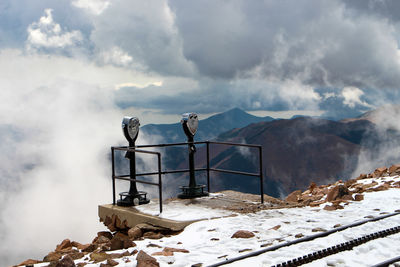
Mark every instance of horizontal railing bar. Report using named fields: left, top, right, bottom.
left=208, top=141, right=262, bottom=148
left=135, top=142, right=207, bottom=148
left=116, top=168, right=209, bottom=177
left=162, top=168, right=207, bottom=175
left=111, top=147, right=161, bottom=155
left=113, top=176, right=159, bottom=186
left=116, top=141, right=261, bottom=149
left=209, top=168, right=260, bottom=177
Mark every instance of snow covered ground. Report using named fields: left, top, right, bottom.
left=34, top=175, right=400, bottom=267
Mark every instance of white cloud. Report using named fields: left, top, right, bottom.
left=0, top=49, right=166, bottom=265
left=342, top=86, right=373, bottom=108
left=115, top=81, right=163, bottom=90
left=26, top=9, right=83, bottom=50
left=100, top=46, right=133, bottom=67
left=72, top=0, right=110, bottom=15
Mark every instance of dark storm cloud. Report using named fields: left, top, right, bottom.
left=169, top=0, right=400, bottom=89
left=343, top=0, right=400, bottom=22
left=90, top=0, right=195, bottom=76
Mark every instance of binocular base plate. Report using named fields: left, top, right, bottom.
left=178, top=185, right=209, bottom=199
left=117, top=191, right=150, bottom=207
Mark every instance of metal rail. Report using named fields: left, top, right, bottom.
left=111, top=147, right=163, bottom=213
left=111, top=141, right=263, bottom=213
left=273, top=226, right=400, bottom=266
left=371, top=256, right=400, bottom=267
left=206, top=211, right=400, bottom=267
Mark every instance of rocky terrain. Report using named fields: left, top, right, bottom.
left=285, top=164, right=400, bottom=210
left=14, top=164, right=400, bottom=267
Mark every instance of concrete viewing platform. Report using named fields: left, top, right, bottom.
left=99, top=191, right=298, bottom=232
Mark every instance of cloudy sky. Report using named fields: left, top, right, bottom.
left=2, top=0, right=400, bottom=124
left=1, top=0, right=400, bottom=265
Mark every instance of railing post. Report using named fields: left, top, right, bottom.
left=206, top=141, right=210, bottom=193
left=111, top=147, right=116, bottom=205
left=259, top=146, right=264, bottom=204
left=158, top=153, right=163, bottom=213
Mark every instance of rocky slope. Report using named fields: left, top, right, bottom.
left=14, top=164, right=400, bottom=267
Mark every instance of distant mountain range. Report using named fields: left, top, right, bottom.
left=141, top=108, right=274, bottom=143
left=135, top=107, right=400, bottom=199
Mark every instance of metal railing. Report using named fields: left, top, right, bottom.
left=111, top=141, right=263, bottom=213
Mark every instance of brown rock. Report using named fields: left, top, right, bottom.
left=68, top=252, right=85, bottom=260
left=164, top=247, right=189, bottom=254
left=295, top=233, right=304, bottom=238
left=123, top=239, right=136, bottom=249
left=98, top=231, right=113, bottom=240
left=136, top=223, right=168, bottom=232
left=354, top=194, right=364, bottom=201
left=55, top=255, right=76, bottom=267
left=136, top=250, right=159, bottom=267
left=285, top=190, right=302, bottom=202
left=362, top=181, right=378, bottom=190
left=71, top=241, right=84, bottom=250
left=44, top=251, right=63, bottom=262
left=389, top=164, right=400, bottom=175
left=308, top=182, right=317, bottom=193
left=357, top=173, right=368, bottom=180
left=270, top=225, right=281, bottom=231
left=128, top=226, right=143, bottom=240
left=231, top=230, right=255, bottom=238
left=100, top=259, right=119, bottom=267
left=345, top=179, right=357, bottom=187
left=341, top=194, right=354, bottom=201
left=82, top=244, right=97, bottom=253
left=326, top=185, right=350, bottom=202
left=56, top=239, right=72, bottom=252
left=309, top=200, right=326, bottom=207
left=372, top=167, right=388, bottom=178
left=372, top=183, right=390, bottom=191
left=90, top=252, right=122, bottom=263
left=114, top=232, right=130, bottom=240
left=323, top=205, right=337, bottom=211
left=312, top=227, right=327, bottom=232
left=104, top=216, right=112, bottom=226
left=95, top=235, right=111, bottom=244
left=143, top=232, right=164, bottom=239
left=110, top=237, right=124, bottom=251
left=107, top=223, right=117, bottom=232
left=17, top=259, right=42, bottom=266
left=393, top=181, right=400, bottom=187
left=115, top=216, right=122, bottom=229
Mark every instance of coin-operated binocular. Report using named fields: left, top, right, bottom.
left=117, top=117, right=150, bottom=207
left=178, top=113, right=208, bottom=199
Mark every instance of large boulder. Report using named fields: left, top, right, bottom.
left=55, top=255, right=76, bottom=267
left=326, top=185, right=350, bottom=202
left=372, top=167, right=388, bottom=178
left=56, top=239, right=72, bottom=252
left=285, top=190, right=302, bottom=202
left=136, top=250, right=159, bottom=267
left=389, top=164, right=400, bottom=175
left=128, top=226, right=143, bottom=240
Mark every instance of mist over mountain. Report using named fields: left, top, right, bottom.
left=144, top=108, right=400, bottom=199
left=141, top=108, right=274, bottom=143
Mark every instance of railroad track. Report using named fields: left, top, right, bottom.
left=205, top=211, right=400, bottom=267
